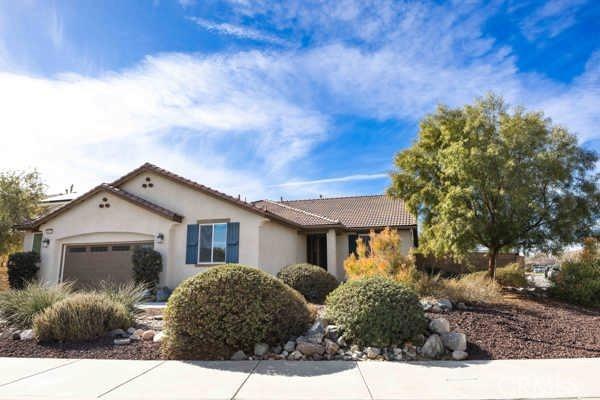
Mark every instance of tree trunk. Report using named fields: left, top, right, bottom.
left=487, top=249, right=498, bottom=280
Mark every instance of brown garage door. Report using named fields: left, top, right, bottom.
left=62, top=242, right=153, bottom=288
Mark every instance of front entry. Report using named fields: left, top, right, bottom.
left=307, top=234, right=327, bottom=269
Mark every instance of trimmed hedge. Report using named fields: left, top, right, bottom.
left=325, top=276, right=427, bottom=347
left=277, top=263, right=339, bottom=303
left=162, top=264, right=312, bottom=360
left=33, top=293, right=132, bottom=341
left=550, top=260, right=600, bottom=308
left=7, top=251, right=39, bottom=289
left=131, top=248, right=162, bottom=290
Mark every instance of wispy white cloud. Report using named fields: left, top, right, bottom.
left=519, top=0, right=588, bottom=41
left=0, top=0, right=597, bottom=201
left=189, top=17, right=291, bottom=46
left=276, top=173, right=388, bottom=187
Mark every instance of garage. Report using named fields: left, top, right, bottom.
left=62, top=242, right=153, bottom=288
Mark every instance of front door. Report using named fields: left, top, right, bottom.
left=307, top=234, right=327, bottom=269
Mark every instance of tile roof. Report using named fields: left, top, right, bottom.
left=253, top=200, right=342, bottom=227
left=17, top=184, right=183, bottom=230
left=272, top=195, right=416, bottom=229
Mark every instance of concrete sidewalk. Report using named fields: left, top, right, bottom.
left=0, top=357, right=598, bottom=400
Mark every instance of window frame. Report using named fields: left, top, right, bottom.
left=197, top=222, right=228, bottom=264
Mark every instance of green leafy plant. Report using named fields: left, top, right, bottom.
left=550, top=259, right=600, bottom=308
left=162, top=264, right=312, bottom=360
left=7, top=251, right=40, bottom=289
left=0, top=281, right=72, bottom=329
left=277, top=263, right=338, bottom=304
left=325, top=276, right=427, bottom=347
left=471, top=263, right=527, bottom=287
left=131, top=248, right=162, bottom=290
left=33, top=293, right=132, bottom=341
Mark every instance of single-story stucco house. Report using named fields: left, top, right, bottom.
left=18, top=163, right=417, bottom=288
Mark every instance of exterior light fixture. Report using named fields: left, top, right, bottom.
left=42, top=238, right=50, bottom=248
left=155, top=233, right=164, bottom=244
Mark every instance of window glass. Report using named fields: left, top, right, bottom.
left=199, top=225, right=213, bottom=262
left=112, top=245, right=131, bottom=251
left=68, top=246, right=87, bottom=253
left=90, top=246, right=108, bottom=252
left=212, top=223, right=227, bottom=262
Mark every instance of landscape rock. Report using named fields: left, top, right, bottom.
left=420, top=300, right=433, bottom=311
left=421, top=334, right=445, bottom=359
left=231, top=350, right=247, bottom=361
left=254, top=343, right=269, bottom=356
left=431, top=305, right=443, bottom=313
left=134, top=329, right=144, bottom=337
left=324, top=339, right=339, bottom=355
left=129, top=334, right=141, bottom=341
left=429, top=318, right=451, bottom=334
left=403, top=344, right=417, bottom=359
left=452, top=350, right=469, bottom=360
left=11, top=331, right=21, bottom=340
left=126, top=327, right=136, bottom=335
left=296, top=341, right=325, bottom=356
left=457, top=302, right=467, bottom=310
left=441, top=332, right=467, bottom=351
left=289, top=350, right=304, bottom=360
left=19, top=329, right=34, bottom=340
left=437, top=299, right=453, bottom=311
left=325, top=325, right=340, bottom=341
left=153, top=331, right=165, bottom=343
left=336, top=336, right=347, bottom=347
left=306, top=320, right=326, bottom=344
left=113, top=338, right=131, bottom=345
left=109, top=329, right=126, bottom=338
left=283, top=340, right=296, bottom=352
left=365, top=347, right=381, bottom=359
left=153, top=315, right=163, bottom=320
left=271, top=345, right=282, bottom=354
left=142, top=330, right=156, bottom=341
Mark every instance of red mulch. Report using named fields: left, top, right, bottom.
left=0, top=336, right=162, bottom=360
left=439, top=295, right=600, bottom=360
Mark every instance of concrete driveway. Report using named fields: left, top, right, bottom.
left=0, top=357, right=598, bottom=400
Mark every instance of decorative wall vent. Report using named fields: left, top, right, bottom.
left=99, top=197, right=111, bottom=208
left=142, top=176, right=154, bottom=188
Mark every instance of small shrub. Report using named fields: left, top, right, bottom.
left=131, top=248, right=162, bottom=290
left=0, top=282, right=72, bottom=329
left=471, top=263, right=527, bottom=287
left=93, top=280, right=147, bottom=315
left=33, top=293, right=132, bottom=341
left=162, top=264, right=312, bottom=360
left=325, top=276, right=427, bottom=347
left=435, top=273, right=502, bottom=304
left=7, top=252, right=39, bottom=289
left=277, top=263, right=338, bottom=303
left=550, top=259, right=600, bottom=308
left=344, top=228, right=415, bottom=281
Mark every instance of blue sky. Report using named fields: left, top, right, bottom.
left=0, top=0, right=598, bottom=200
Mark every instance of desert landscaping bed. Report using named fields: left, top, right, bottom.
left=1, top=294, right=599, bottom=361
left=441, top=294, right=600, bottom=360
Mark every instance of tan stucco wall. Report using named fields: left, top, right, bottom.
left=258, top=221, right=305, bottom=275
left=33, top=191, right=174, bottom=285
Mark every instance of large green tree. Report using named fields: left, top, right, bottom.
left=388, top=94, right=599, bottom=277
left=0, top=170, right=45, bottom=259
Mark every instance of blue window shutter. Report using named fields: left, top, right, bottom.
left=32, top=233, right=43, bottom=254
left=226, top=222, right=240, bottom=263
left=185, top=224, right=199, bottom=264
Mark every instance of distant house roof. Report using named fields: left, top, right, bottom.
left=254, top=195, right=416, bottom=230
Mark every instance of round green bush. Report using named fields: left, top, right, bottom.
left=162, top=264, right=313, bottom=360
left=277, top=263, right=339, bottom=303
left=325, top=276, right=427, bottom=347
left=131, top=247, right=162, bottom=290
left=7, top=251, right=40, bottom=289
left=33, top=293, right=132, bottom=342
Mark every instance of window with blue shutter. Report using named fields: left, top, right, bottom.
left=226, top=222, right=240, bottom=263
left=185, top=224, right=199, bottom=264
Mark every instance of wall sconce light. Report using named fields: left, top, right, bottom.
left=42, top=238, right=50, bottom=248
left=155, top=233, right=164, bottom=244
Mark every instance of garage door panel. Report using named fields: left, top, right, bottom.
left=63, top=243, right=152, bottom=288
